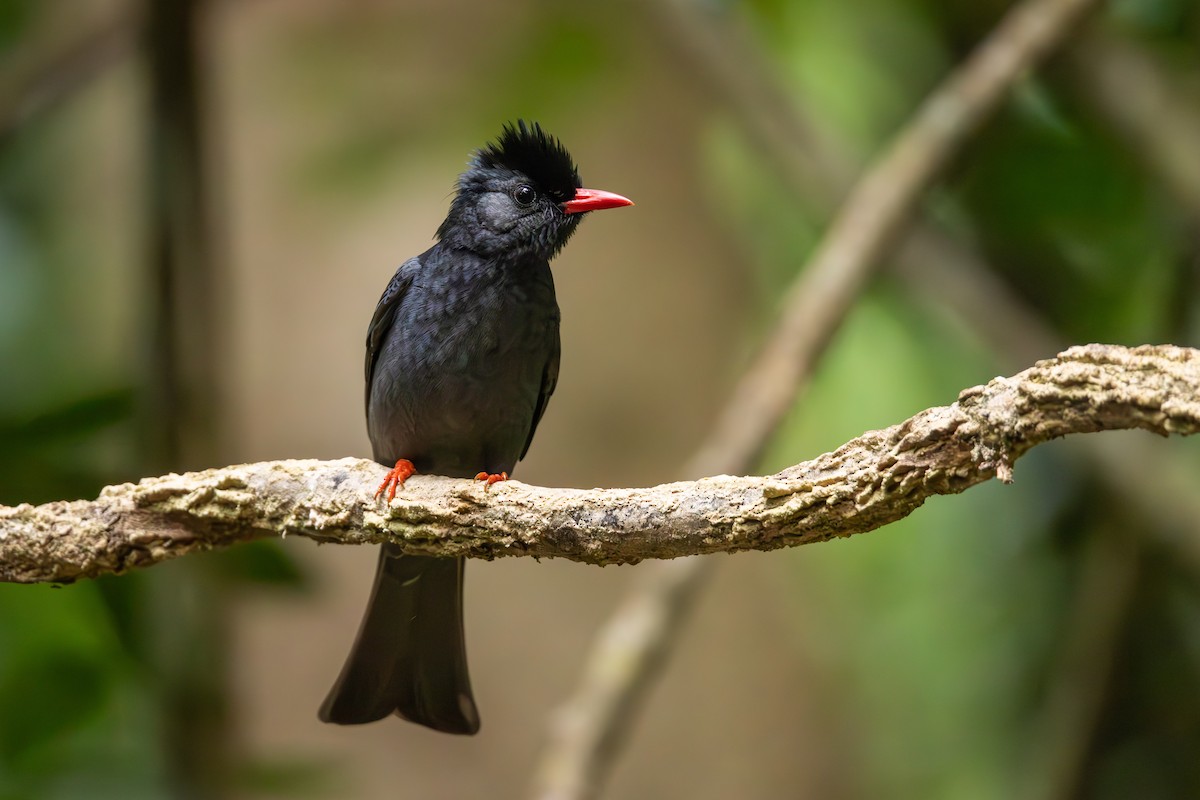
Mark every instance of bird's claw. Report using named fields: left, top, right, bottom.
left=376, top=459, right=417, bottom=502
left=474, top=471, right=508, bottom=491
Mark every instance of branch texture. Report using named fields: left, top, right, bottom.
left=2, top=345, right=1198, bottom=585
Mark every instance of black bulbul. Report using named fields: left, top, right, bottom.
left=318, top=121, right=632, bottom=734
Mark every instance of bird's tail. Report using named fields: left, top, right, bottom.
left=318, top=545, right=481, bottom=734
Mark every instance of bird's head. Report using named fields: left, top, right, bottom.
left=437, top=121, right=632, bottom=261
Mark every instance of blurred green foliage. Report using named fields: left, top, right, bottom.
left=0, top=581, right=167, bottom=800
left=0, top=8, right=310, bottom=795
left=0, top=5, right=152, bottom=792
left=957, top=102, right=1185, bottom=342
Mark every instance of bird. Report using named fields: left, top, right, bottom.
left=318, top=121, right=632, bottom=734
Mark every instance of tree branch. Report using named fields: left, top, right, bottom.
left=3, top=345, right=1198, bottom=585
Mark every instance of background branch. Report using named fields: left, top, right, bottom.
left=142, top=3, right=231, bottom=796
left=682, top=0, right=1103, bottom=474
left=3, top=344, right=1198, bottom=583
left=533, top=0, right=1104, bottom=795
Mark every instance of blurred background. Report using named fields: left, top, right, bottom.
left=2, top=0, right=1200, bottom=797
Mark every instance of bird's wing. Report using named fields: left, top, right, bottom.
left=364, top=256, right=418, bottom=417
left=520, top=329, right=560, bottom=462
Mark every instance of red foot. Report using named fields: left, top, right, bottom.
left=474, top=471, right=508, bottom=491
left=376, top=459, right=416, bottom=502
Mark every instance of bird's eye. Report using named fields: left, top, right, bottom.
left=513, top=184, right=536, bottom=207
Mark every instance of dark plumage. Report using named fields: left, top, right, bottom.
left=319, top=122, right=631, bottom=734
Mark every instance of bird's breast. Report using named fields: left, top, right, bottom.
left=367, top=263, right=559, bottom=473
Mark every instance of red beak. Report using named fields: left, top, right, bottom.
left=562, top=188, right=634, bottom=215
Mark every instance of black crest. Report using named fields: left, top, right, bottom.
left=475, top=121, right=580, bottom=203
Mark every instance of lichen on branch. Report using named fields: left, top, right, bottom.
left=2, top=344, right=1198, bottom=585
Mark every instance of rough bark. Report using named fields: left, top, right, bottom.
left=3, top=345, right=1198, bottom=584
